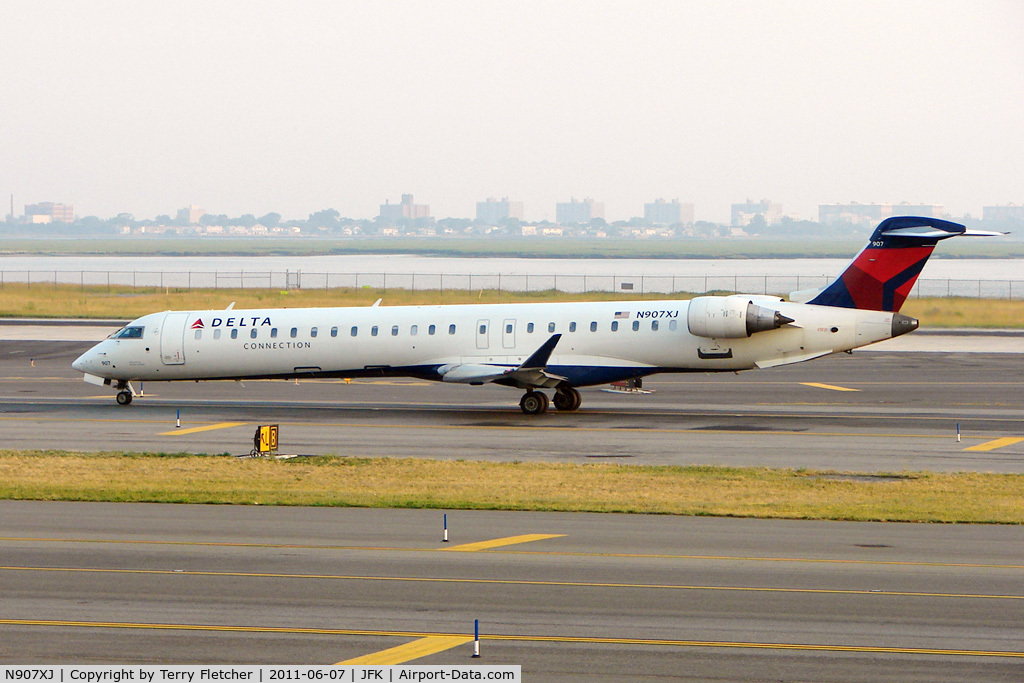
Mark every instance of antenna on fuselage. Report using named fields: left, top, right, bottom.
left=372, top=298, right=382, bottom=307
left=226, top=302, right=235, bottom=310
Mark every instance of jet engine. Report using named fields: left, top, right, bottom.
left=687, top=296, right=793, bottom=338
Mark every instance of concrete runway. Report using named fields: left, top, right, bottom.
left=1, top=340, right=1023, bottom=472
left=2, top=501, right=1023, bottom=680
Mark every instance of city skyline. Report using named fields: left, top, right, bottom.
left=2, top=1, right=1022, bottom=223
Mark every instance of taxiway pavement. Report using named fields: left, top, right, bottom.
left=2, top=501, right=1022, bottom=680
left=1, top=339, right=1022, bottom=472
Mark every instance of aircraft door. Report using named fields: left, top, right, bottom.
left=160, top=312, right=189, bottom=365
left=476, top=319, right=490, bottom=350
left=502, top=318, right=516, bottom=349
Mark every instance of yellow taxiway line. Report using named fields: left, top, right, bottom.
left=1, top=619, right=1021, bottom=658
left=337, top=635, right=472, bottom=665
left=800, top=382, right=860, bottom=392
left=2, top=565, right=1021, bottom=601
left=444, top=534, right=565, bottom=552
left=3, top=537, right=1023, bottom=570
left=157, top=422, right=247, bottom=436
left=963, top=436, right=1024, bottom=452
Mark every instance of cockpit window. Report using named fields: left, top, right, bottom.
left=111, top=326, right=144, bottom=339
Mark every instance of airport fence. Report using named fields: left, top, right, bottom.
left=0, top=270, right=1022, bottom=299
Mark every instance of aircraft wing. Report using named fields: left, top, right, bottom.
left=439, top=334, right=566, bottom=388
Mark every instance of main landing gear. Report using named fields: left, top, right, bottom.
left=519, top=386, right=582, bottom=415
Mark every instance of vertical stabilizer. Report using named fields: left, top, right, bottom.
left=803, top=216, right=979, bottom=312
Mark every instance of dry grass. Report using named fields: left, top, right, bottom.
left=901, top=297, right=1024, bottom=328
left=1, top=451, right=1022, bottom=523
left=1, top=282, right=1022, bottom=328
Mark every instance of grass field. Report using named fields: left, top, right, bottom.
left=1, top=451, right=1022, bottom=523
left=0, top=281, right=1021, bottom=328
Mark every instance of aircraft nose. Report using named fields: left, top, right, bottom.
left=72, top=348, right=96, bottom=373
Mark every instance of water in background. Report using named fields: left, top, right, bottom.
left=1, top=255, right=1021, bottom=297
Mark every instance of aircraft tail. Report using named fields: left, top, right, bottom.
left=791, top=216, right=1001, bottom=312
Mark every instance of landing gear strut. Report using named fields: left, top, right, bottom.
left=552, top=386, right=582, bottom=412
left=519, top=390, right=550, bottom=415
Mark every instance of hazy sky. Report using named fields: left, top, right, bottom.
left=2, top=0, right=1022, bottom=223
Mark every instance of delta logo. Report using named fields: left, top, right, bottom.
left=199, top=316, right=274, bottom=328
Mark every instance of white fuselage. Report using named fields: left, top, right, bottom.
left=72, top=297, right=903, bottom=387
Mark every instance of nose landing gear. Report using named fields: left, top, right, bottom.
left=114, top=381, right=136, bottom=406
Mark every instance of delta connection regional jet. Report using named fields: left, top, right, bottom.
left=73, top=217, right=999, bottom=414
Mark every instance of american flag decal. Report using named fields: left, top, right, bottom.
left=614, top=311, right=630, bottom=319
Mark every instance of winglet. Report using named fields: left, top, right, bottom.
left=438, top=334, right=565, bottom=388
left=520, top=334, right=561, bottom=369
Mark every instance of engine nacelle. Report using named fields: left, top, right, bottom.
left=687, top=296, right=793, bottom=338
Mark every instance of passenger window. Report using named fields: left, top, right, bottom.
left=569, top=322, right=577, bottom=332
left=231, top=329, right=238, bottom=339
left=590, top=322, right=597, bottom=332
left=652, top=320, right=659, bottom=331
left=548, top=322, right=556, bottom=333
left=411, top=325, right=418, bottom=336
left=351, top=326, right=358, bottom=337
left=448, top=324, right=456, bottom=335
left=372, top=326, right=378, bottom=336
left=527, top=322, right=534, bottom=333
left=290, top=328, right=298, bottom=338
left=611, top=321, right=618, bottom=332
left=271, top=328, right=278, bottom=339
left=250, top=328, right=258, bottom=339
left=311, top=327, right=318, bottom=338
left=392, top=325, right=399, bottom=336
left=214, top=329, right=222, bottom=340
left=428, top=324, right=436, bottom=335
left=632, top=321, right=639, bottom=332
left=331, top=326, right=338, bottom=337
left=194, top=330, right=202, bottom=340
left=669, top=320, right=678, bottom=331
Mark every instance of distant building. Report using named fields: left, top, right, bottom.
left=983, top=204, right=1024, bottom=221
left=476, top=196, right=524, bottom=225
left=819, top=202, right=943, bottom=226
left=24, top=202, right=74, bottom=224
left=731, top=199, right=783, bottom=226
left=556, top=197, right=604, bottom=225
left=176, top=205, right=205, bottom=224
left=379, top=194, right=430, bottom=223
left=644, top=198, right=694, bottom=226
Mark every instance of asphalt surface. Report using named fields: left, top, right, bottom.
left=1, top=332, right=1023, bottom=678
left=2, top=501, right=1023, bottom=680
left=1, top=340, right=1023, bottom=472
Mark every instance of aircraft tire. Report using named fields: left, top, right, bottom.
left=553, top=387, right=582, bottom=411
left=116, top=391, right=133, bottom=406
left=520, top=391, right=548, bottom=415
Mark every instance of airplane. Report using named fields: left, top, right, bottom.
left=72, top=217, right=1000, bottom=414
